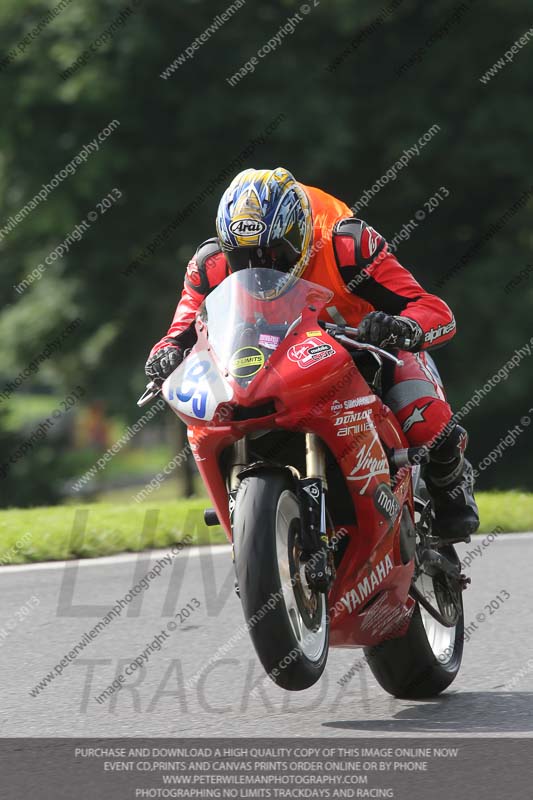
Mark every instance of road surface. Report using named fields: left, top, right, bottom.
left=1, top=533, right=532, bottom=737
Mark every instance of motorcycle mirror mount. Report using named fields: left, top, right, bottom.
left=137, top=380, right=162, bottom=408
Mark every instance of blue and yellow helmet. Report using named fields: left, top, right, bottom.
left=216, top=167, right=313, bottom=280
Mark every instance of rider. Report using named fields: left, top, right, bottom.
left=145, top=168, right=479, bottom=543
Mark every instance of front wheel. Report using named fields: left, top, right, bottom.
left=233, top=470, right=329, bottom=691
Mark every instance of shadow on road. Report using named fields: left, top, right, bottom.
left=323, top=692, right=533, bottom=733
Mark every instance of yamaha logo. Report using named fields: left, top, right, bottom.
left=229, top=218, right=267, bottom=236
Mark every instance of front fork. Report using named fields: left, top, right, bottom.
left=301, top=433, right=328, bottom=547
left=300, top=434, right=333, bottom=592
left=227, top=434, right=333, bottom=592
left=228, top=437, right=247, bottom=531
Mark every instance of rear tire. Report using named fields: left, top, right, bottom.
left=233, top=470, right=329, bottom=691
left=364, top=597, right=463, bottom=698
left=364, top=498, right=464, bottom=699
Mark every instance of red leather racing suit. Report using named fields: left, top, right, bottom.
left=150, top=186, right=456, bottom=447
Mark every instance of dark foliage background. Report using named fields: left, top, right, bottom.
left=0, top=0, right=531, bottom=504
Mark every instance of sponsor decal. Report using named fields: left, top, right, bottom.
left=347, top=432, right=389, bottom=493
left=335, top=410, right=372, bottom=425
left=287, top=337, right=335, bottom=369
left=424, top=319, right=456, bottom=344
left=366, top=226, right=381, bottom=257
left=189, top=442, right=206, bottom=462
left=302, top=482, right=321, bottom=503
left=337, top=422, right=371, bottom=437
left=309, top=344, right=330, bottom=356
left=360, top=591, right=410, bottom=637
left=344, top=395, right=374, bottom=409
left=229, top=218, right=267, bottom=236
left=331, top=396, right=374, bottom=412
left=373, top=483, right=401, bottom=523
left=258, top=333, right=280, bottom=350
left=229, top=346, right=265, bottom=379
left=402, top=401, right=431, bottom=433
left=338, top=553, right=394, bottom=614
left=306, top=330, right=322, bottom=337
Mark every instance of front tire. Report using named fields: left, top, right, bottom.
left=233, top=470, right=329, bottom=691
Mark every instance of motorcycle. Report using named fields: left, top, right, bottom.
left=138, top=268, right=468, bottom=698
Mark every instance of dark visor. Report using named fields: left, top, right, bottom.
left=224, top=238, right=301, bottom=273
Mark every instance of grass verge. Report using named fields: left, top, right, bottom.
left=0, top=491, right=531, bottom=565
left=0, top=498, right=226, bottom=564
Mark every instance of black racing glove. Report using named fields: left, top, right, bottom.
left=358, top=311, right=423, bottom=351
left=145, top=340, right=184, bottom=381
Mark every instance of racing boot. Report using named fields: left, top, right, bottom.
left=424, top=424, right=480, bottom=544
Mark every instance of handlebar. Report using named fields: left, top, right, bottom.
left=137, top=320, right=404, bottom=409
left=321, top=322, right=404, bottom=367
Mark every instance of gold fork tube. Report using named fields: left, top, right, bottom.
left=229, top=437, right=248, bottom=490
left=305, top=433, right=327, bottom=486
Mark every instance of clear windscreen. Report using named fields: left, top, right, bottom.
left=198, top=268, right=333, bottom=384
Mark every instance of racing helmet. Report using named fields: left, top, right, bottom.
left=216, top=167, right=314, bottom=281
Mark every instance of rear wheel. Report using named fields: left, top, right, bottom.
left=364, top=499, right=464, bottom=698
left=233, top=470, right=329, bottom=690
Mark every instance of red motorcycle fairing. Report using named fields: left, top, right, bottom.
left=161, top=271, right=416, bottom=648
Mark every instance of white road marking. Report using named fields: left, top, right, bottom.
left=0, top=544, right=232, bottom=573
